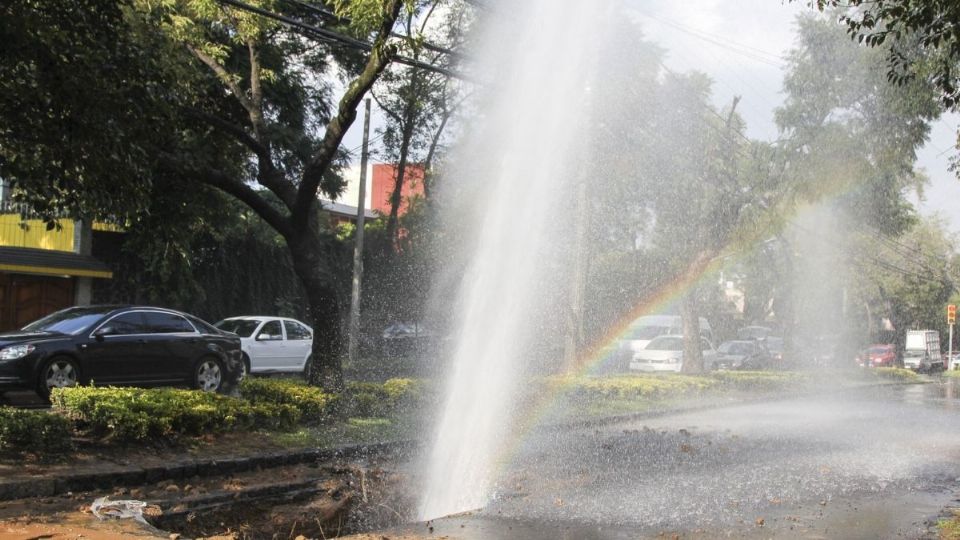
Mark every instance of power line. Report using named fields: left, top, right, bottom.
left=280, top=0, right=467, bottom=60
left=634, top=9, right=787, bottom=68
left=216, top=0, right=470, bottom=80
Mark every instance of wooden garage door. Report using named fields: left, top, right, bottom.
left=0, top=274, right=74, bottom=332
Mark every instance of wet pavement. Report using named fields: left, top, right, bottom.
left=407, top=379, right=960, bottom=538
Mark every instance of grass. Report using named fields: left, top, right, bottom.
left=268, top=415, right=419, bottom=449
left=543, top=371, right=811, bottom=422
left=870, top=367, right=920, bottom=381
left=942, top=369, right=960, bottom=378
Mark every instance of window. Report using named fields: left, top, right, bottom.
left=700, top=338, right=713, bottom=352
left=257, top=320, right=283, bottom=341
left=647, top=337, right=684, bottom=351
left=25, top=307, right=115, bottom=335
left=284, top=321, right=311, bottom=340
left=103, top=312, right=146, bottom=335
left=143, top=312, right=196, bottom=334
left=216, top=319, right=261, bottom=338
left=627, top=326, right=666, bottom=340
left=187, top=316, right=220, bottom=335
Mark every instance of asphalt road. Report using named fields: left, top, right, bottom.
left=414, top=380, right=960, bottom=539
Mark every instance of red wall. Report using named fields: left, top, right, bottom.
left=371, top=164, right=425, bottom=215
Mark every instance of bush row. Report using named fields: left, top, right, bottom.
left=556, top=371, right=804, bottom=400
left=51, top=386, right=301, bottom=442
left=0, top=406, right=73, bottom=454
left=239, top=377, right=336, bottom=422
left=16, top=377, right=430, bottom=446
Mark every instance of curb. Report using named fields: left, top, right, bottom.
left=0, top=439, right=416, bottom=502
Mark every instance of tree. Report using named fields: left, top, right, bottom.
left=805, top=1, right=960, bottom=175
left=774, top=13, right=943, bottom=362
left=0, top=0, right=172, bottom=222
left=809, top=0, right=960, bottom=109
left=371, top=0, right=469, bottom=247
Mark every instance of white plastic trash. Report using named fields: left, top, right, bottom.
left=90, top=496, right=149, bottom=524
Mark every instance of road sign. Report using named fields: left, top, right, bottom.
left=949, top=304, right=956, bottom=324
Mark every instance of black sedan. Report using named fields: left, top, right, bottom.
left=0, top=305, right=243, bottom=397
left=712, top=340, right=772, bottom=370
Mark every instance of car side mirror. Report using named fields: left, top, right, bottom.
left=93, top=326, right=113, bottom=341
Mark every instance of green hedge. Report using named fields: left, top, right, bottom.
left=344, top=378, right=427, bottom=417
left=551, top=371, right=805, bottom=401
left=239, top=377, right=336, bottom=422
left=0, top=406, right=73, bottom=454
left=51, top=386, right=300, bottom=442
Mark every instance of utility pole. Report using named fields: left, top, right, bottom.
left=348, top=98, right=372, bottom=365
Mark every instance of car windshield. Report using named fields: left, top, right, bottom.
left=868, top=346, right=891, bottom=355
left=215, top=319, right=261, bottom=337
left=627, top=326, right=665, bottom=340
left=647, top=337, right=683, bottom=351
left=719, top=342, right=754, bottom=355
left=21, top=307, right=113, bottom=335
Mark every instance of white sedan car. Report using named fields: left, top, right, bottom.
left=629, top=335, right=717, bottom=373
left=214, top=316, right=313, bottom=377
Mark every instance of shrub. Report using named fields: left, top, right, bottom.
left=551, top=373, right=716, bottom=400
left=871, top=367, right=919, bottom=381
left=0, top=406, right=73, bottom=454
left=51, top=386, right=300, bottom=442
left=344, top=378, right=428, bottom=417
left=240, top=377, right=337, bottom=422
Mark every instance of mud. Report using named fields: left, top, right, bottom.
left=0, top=456, right=413, bottom=539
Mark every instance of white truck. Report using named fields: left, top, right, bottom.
left=903, top=330, right=944, bottom=372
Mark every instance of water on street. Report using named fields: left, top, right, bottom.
left=406, top=379, right=960, bottom=538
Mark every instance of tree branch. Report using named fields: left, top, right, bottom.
left=293, top=0, right=404, bottom=229
left=185, top=108, right=297, bottom=210
left=157, top=153, right=293, bottom=237
left=186, top=44, right=256, bottom=116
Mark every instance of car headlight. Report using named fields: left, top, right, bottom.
left=0, top=344, right=35, bottom=360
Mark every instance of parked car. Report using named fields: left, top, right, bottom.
left=765, top=336, right=785, bottom=365
left=712, top=340, right=771, bottom=370
left=619, top=315, right=713, bottom=368
left=0, top=305, right=242, bottom=397
left=856, top=344, right=896, bottom=368
left=214, top=316, right=313, bottom=377
left=629, top=335, right=717, bottom=373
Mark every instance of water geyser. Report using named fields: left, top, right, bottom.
left=419, top=0, right=612, bottom=520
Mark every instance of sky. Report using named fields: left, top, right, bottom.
left=340, top=0, right=960, bottom=232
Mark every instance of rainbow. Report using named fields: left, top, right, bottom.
left=487, top=193, right=850, bottom=474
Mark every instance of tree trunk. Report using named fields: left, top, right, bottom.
left=288, top=227, right=343, bottom=392
left=562, top=180, right=588, bottom=370
left=680, top=289, right=704, bottom=373
left=384, top=117, right=416, bottom=247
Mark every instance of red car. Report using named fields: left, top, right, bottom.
left=856, top=344, right=896, bottom=367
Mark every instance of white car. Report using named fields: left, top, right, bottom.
left=214, top=316, right=313, bottom=377
left=629, top=335, right=718, bottom=373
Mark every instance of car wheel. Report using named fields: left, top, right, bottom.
left=194, top=357, right=224, bottom=392
left=38, top=356, right=80, bottom=398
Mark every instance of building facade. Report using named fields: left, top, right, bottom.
left=0, top=183, right=112, bottom=331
